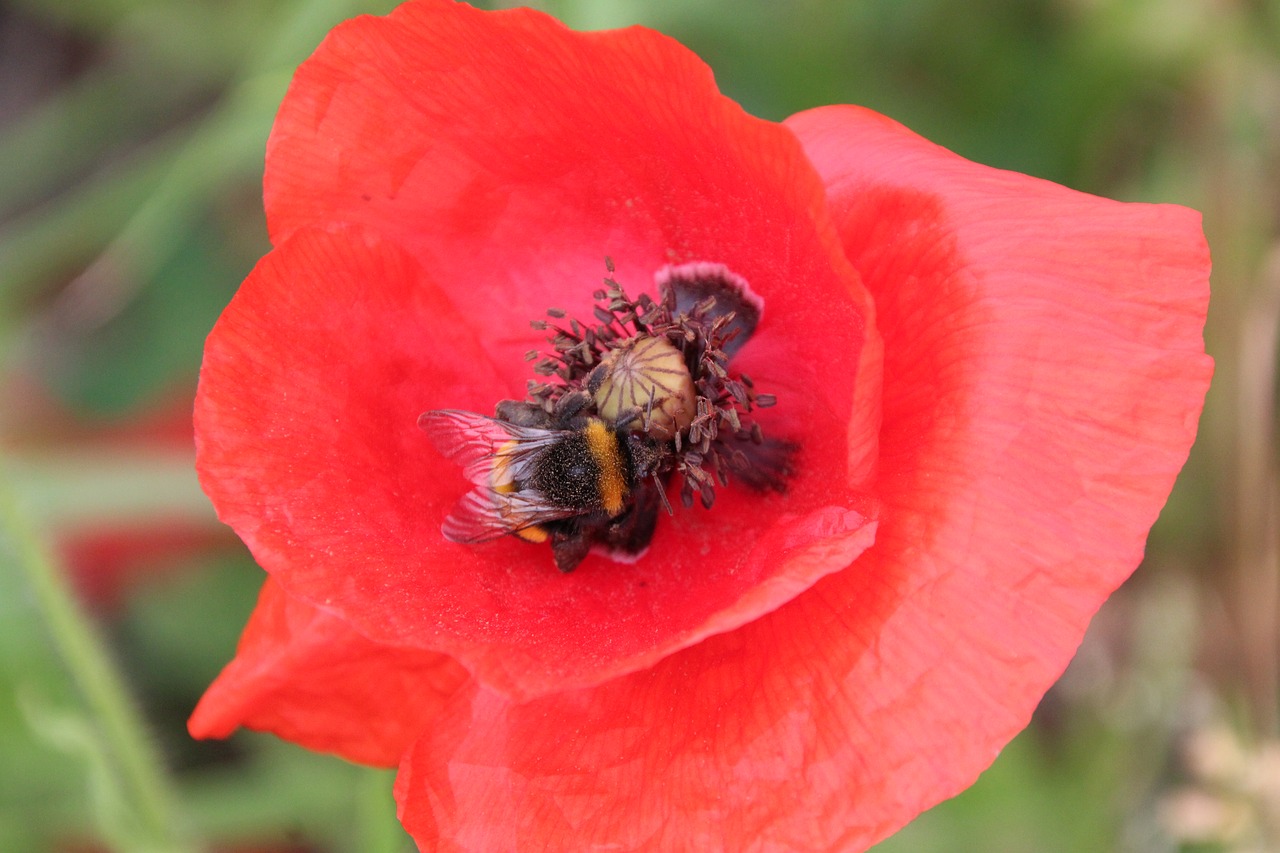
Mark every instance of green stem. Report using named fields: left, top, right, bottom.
left=356, top=766, right=413, bottom=853
left=0, top=470, right=195, bottom=852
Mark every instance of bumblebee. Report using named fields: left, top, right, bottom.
left=418, top=395, right=667, bottom=572
left=420, top=262, right=787, bottom=573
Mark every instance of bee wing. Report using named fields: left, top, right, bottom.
left=418, top=409, right=561, bottom=485
left=440, top=487, right=586, bottom=544
left=419, top=408, right=584, bottom=543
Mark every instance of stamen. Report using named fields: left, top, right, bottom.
left=463, top=259, right=795, bottom=569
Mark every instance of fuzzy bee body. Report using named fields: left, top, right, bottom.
left=418, top=408, right=664, bottom=570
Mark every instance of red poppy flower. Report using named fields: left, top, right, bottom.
left=189, top=1, right=1212, bottom=850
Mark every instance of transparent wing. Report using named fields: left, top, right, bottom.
left=418, top=409, right=561, bottom=485
left=440, top=487, right=586, bottom=543
left=418, top=408, right=586, bottom=543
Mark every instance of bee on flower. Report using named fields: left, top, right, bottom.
left=420, top=261, right=791, bottom=571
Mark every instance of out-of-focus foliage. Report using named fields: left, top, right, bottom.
left=0, top=0, right=1273, bottom=851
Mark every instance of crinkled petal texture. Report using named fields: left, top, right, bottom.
left=393, top=111, right=1211, bottom=849
left=193, top=0, right=877, bottom=727
left=188, top=577, right=468, bottom=766
left=193, top=0, right=1211, bottom=848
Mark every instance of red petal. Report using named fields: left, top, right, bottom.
left=200, top=0, right=882, bottom=703
left=189, top=577, right=467, bottom=766
left=263, top=0, right=881, bottom=414
left=197, top=224, right=876, bottom=704
left=394, top=108, right=1211, bottom=850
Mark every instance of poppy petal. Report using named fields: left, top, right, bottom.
left=199, top=1, right=885, bottom=703
left=189, top=577, right=468, bottom=766
left=783, top=105, right=1213, bottom=827
left=394, top=107, right=1211, bottom=851
left=262, top=0, right=880, bottom=403
left=195, top=223, right=878, bottom=705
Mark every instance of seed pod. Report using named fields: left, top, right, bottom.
left=590, top=335, right=696, bottom=440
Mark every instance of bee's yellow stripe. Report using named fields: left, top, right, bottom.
left=584, top=419, right=627, bottom=515
left=515, top=526, right=549, bottom=543
left=491, top=440, right=520, bottom=493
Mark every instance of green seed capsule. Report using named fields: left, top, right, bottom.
left=591, top=335, right=696, bottom=440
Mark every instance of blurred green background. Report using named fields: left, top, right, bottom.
left=0, top=0, right=1272, bottom=850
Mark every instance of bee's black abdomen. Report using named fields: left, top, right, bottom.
left=530, top=433, right=604, bottom=509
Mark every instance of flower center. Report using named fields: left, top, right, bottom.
left=420, top=260, right=792, bottom=572
left=590, top=335, right=695, bottom=440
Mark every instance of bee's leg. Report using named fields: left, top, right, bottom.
left=551, top=389, right=593, bottom=425
left=494, top=399, right=553, bottom=428
left=550, top=528, right=592, bottom=572
left=603, top=480, right=662, bottom=556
